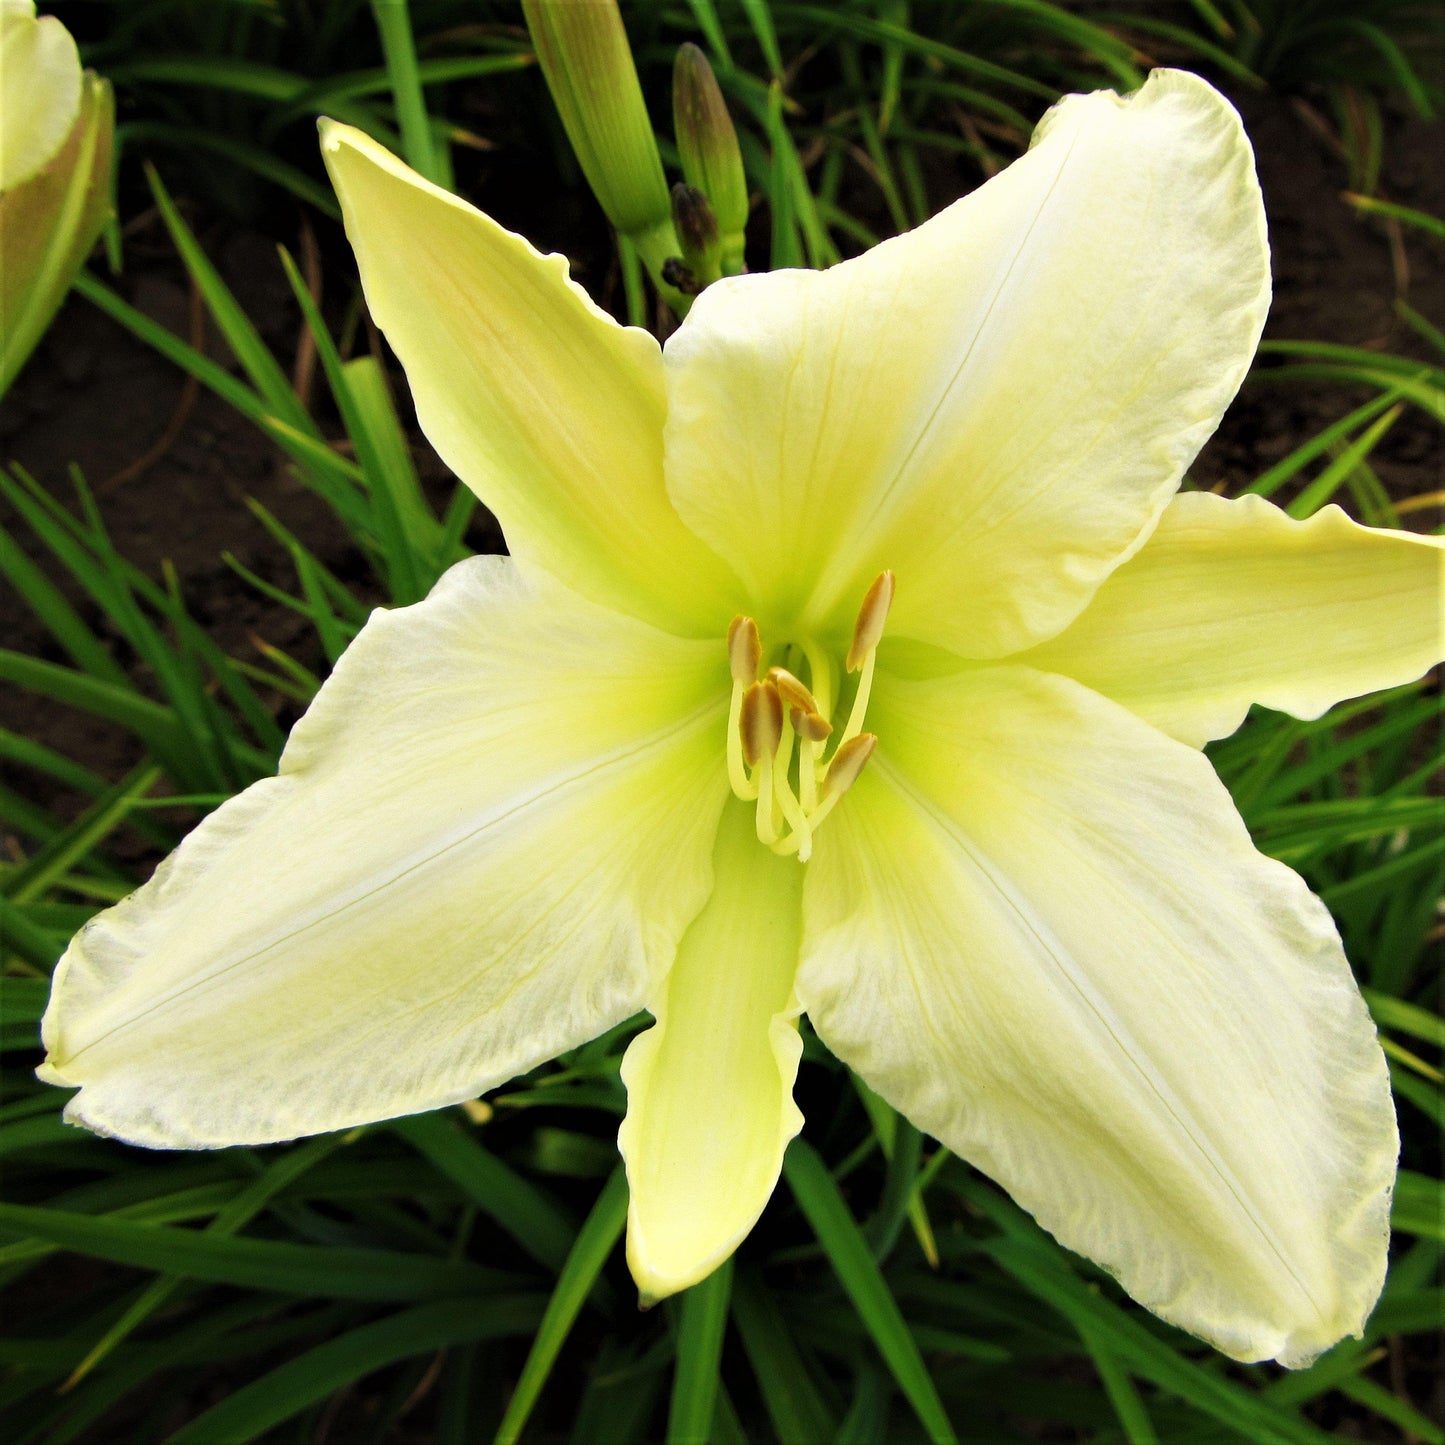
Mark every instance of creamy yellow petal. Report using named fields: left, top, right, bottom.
left=619, top=798, right=804, bottom=1301
left=662, top=69, right=1268, bottom=656
left=1019, top=491, right=1445, bottom=746
left=320, top=122, right=741, bottom=636
left=0, top=1, right=82, bottom=189
left=41, top=559, right=730, bottom=1146
left=799, top=665, right=1395, bottom=1367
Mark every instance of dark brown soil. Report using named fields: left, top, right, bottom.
left=1191, top=91, right=1445, bottom=503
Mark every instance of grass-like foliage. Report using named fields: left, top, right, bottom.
left=1, top=2, right=1440, bottom=1441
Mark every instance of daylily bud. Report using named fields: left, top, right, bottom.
left=672, top=182, right=718, bottom=255
left=521, top=0, right=681, bottom=296
left=669, top=182, right=721, bottom=292
left=1, top=3, right=114, bottom=394
left=672, top=42, right=748, bottom=274
left=1, top=0, right=81, bottom=189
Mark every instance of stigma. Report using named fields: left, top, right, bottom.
left=724, top=572, right=892, bottom=862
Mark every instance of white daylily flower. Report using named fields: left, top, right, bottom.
left=41, top=69, right=1443, bottom=1367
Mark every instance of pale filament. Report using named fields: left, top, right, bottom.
left=726, top=572, right=891, bottom=862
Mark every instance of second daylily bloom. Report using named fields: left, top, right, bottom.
left=0, top=0, right=114, bottom=393
left=41, top=71, right=1443, bottom=1367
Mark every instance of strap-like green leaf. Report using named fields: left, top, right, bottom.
left=783, top=1139, right=957, bottom=1445
left=494, top=1166, right=629, bottom=1445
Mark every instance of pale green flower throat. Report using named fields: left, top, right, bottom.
left=725, top=570, right=893, bottom=862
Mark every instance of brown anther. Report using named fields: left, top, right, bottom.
left=824, top=733, right=878, bottom=797
left=767, top=665, right=819, bottom=714
left=740, top=681, right=783, bottom=768
left=846, top=570, right=895, bottom=672
left=727, top=615, right=761, bottom=686
left=791, top=707, right=833, bottom=743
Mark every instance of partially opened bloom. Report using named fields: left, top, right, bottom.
left=41, top=70, right=1443, bottom=1366
left=0, top=0, right=114, bottom=393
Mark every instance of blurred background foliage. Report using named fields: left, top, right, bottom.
left=1, top=1, right=1441, bottom=1441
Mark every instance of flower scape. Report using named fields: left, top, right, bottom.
left=39, top=68, right=1443, bottom=1367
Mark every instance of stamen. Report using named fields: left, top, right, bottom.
left=832, top=571, right=892, bottom=755
left=741, top=681, right=783, bottom=845
left=740, top=680, right=782, bottom=768
left=837, top=647, right=876, bottom=752
left=728, top=615, right=761, bottom=686
left=780, top=732, right=878, bottom=847
left=767, top=665, right=819, bottom=715
left=771, top=706, right=812, bottom=858
left=723, top=582, right=889, bottom=861
left=726, top=616, right=763, bottom=798
left=726, top=679, right=755, bottom=798
left=795, top=644, right=834, bottom=819
left=756, top=756, right=779, bottom=844
left=824, top=732, right=878, bottom=798
left=791, top=708, right=832, bottom=743
left=792, top=706, right=833, bottom=816
left=845, top=570, right=895, bottom=673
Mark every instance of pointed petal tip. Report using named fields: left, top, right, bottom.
left=624, top=1223, right=711, bottom=1306
left=317, top=118, right=404, bottom=173
left=33, top=1056, right=71, bottom=1090
left=625, top=1223, right=731, bottom=1307
left=317, top=112, right=741, bottom=634
left=1023, top=490, right=1445, bottom=747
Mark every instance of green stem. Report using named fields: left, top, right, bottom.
left=629, top=215, right=692, bottom=317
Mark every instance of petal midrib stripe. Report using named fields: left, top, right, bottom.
left=877, top=756, right=1327, bottom=1322
left=57, top=695, right=726, bottom=1066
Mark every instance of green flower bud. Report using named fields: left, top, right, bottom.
left=521, top=0, right=671, bottom=241
left=672, top=42, right=748, bottom=273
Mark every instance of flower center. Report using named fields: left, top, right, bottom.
left=724, top=571, right=893, bottom=863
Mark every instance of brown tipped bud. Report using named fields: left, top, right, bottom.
left=727, top=615, right=761, bottom=686
left=824, top=733, right=877, bottom=798
left=672, top=42, right=748, bottom=270
left=767, top=665, right=818, bottom=715
left=846, top=570, right=895, bottom=672
left=740, top=681, right=783, bottom=768
left=671, top=182, right=718, bottom=256
left=668, top=182, right=720, bottom=291
left=791, top=707, right=833, bottom=743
